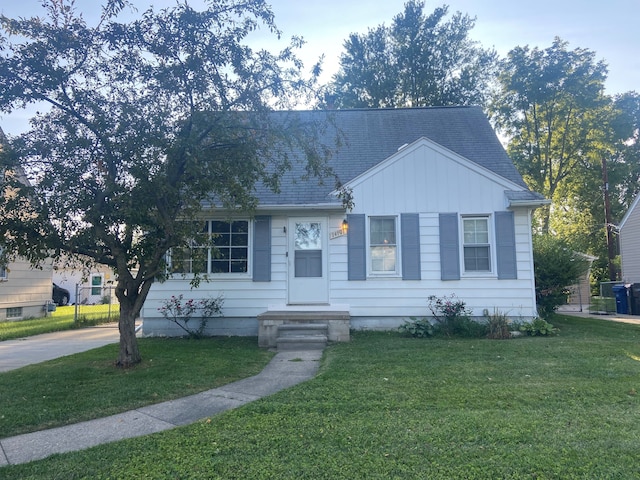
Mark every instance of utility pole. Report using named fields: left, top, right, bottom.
left=601, top=157, right=617, bottom=281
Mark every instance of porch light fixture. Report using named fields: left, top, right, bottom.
left=341, top=219, right=349, bottom=235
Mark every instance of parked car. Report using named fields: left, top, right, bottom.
left=52, top=283, right=70, bottom=306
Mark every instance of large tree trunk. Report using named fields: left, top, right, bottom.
left=114, top=278, right=143, bottom=368
left=116, top=302, right=141, bottom=367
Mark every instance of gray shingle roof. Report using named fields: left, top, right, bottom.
left=253, top=106, right=535, bottom=206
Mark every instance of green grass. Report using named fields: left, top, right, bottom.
left=0, top=337, right=273, bottom=438
left=0, top=305, right=119, bottom=341
left=3, top=315, right=640, bottom=478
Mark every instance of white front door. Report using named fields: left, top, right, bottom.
left=288, top=217, right=329, bottom=304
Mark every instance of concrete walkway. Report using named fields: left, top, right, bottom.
left=0, top=327, right=322, bottom=467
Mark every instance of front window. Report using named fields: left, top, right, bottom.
left=370, top=216, right=397, bottom=274
left=463, top=217, right=491, bottom=272
left=210, top=220, right=249, bottom=273
left=170, top=220, right=249, bottom=275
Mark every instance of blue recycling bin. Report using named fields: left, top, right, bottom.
left=612, top=285, right=629, bottom=315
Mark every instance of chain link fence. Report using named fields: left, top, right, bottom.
left=73, top=284, right=119, bottom=322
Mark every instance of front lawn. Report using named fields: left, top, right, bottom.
left=3, top=315, right=640, bottom=478
left=0, top=337, right=273, bottom=438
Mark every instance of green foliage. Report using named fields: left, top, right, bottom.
left=398, top=316, right=434, bottom=338
left=0, top=305, right=116, bottom=341
left=158, top=294, right=224, bottom=338
left=519, top=318, right=558, bottom=336
left=428, top=294, right=487, bottom=338
left=328, top=0, right=497, bottom=108
left=5, top=317, right=640, bottom=478
left=0, top=0, right=330, bottom=366
left=533, top=234, right=590, bottom=319
left=0, top=336, right=273, bottom=439
left=485, top=309, right=512, bottom=340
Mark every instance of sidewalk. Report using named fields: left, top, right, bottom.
left=0, top=328, right=323, bottom=467
left=557, top=306, right=640, bottom=326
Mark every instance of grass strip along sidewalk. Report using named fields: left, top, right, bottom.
left=2, top=315, right=640, bottom=478
left=0, top=305, right=119, bottom=341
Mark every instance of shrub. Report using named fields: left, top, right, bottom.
left=486, top=309, right=512, bottom=340
left=428, top=294, right=487, bottom=338
left=398, top=316, right=434, bottom=338
left=519, top=318, right=558, bottom=336
left=158, top=294, right=224, bottom=338
left=533, top=235, right=590, bottom=319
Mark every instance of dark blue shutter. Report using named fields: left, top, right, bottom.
left=401, top=213, right=421, bottom=280
left=439, top=213, right=460, bottom=281
left=495, top=211, right=517, bottom=280
left=253, top=216, right=271, bottom=282
left=347, top=214, right=366, bottom=280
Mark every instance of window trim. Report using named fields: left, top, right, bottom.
left=460, top=214, right=495, bottom=277
left=367, top=215, right=400, bottom=277
left=168, top=219, right=252, bottom=278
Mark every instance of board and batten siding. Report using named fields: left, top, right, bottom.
left=620, top=197, right=640, bottom=283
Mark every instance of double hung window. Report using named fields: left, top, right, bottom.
left=369, top=217, right=397, bottom=274
left=462, top=217, right=491, bottom=272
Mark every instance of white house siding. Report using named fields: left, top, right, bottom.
left=620, top=197, right=640, bottom=283
left=142, top=140, right=538, bottom=336
left=0, top=258, right=53, bottom=321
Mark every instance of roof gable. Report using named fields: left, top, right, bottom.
left=343, top=136, right=524, bottom=193
left=251, top=107, right=537, bottom=206
left=620, top=193, right=640, bottom=231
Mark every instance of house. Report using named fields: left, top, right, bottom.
left=0, top=255, right=54, bottom=321
left=619, top=193, right=640, bottom=283
left=53, top=256, right=118, bottom=306
left=141, top=107, right=547, bottom=342
left=0, top=128, right=56, bottom=321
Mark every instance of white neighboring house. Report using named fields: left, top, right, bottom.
left=619, top=193, right=640, bottom=283
left=53, top=258, right=118, bottom=305
left=141, top=107, right=548, bottom=340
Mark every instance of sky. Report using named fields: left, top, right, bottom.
left=1, top=0, right=638, bottom=135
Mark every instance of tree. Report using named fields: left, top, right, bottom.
left=490, top=38, right=610, bottom=234
left=533, top=234, right=589, bottom=319
left=326, top=1, right=497, bottom=109
left=0, top=0, right=332, bottom=367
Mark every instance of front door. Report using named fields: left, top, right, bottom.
left=288, top=217, right=329, bottom=304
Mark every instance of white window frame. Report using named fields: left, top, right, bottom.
left=368, top=215, right=400, bottom=277
left=461, top=215, right=494, bottom=276
left=169, top=219, right=252, bottom=278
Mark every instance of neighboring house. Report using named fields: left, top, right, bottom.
left=619, top=193, right=640, bottom=283
left=53, top=256, right=118, bottom=305
left=0, top=251, right=54, bottom=321
left=0, top=127, right=56, bottom=321
left=141, top=107, right=548, bottom=340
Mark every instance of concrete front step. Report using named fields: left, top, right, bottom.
left=276, top=335, right=328, bottom=351
left=276, top=323, right=328, bottom=351
left=257, top=310, right=351, bottom=348
left=278, top=323, right=329, bottom=336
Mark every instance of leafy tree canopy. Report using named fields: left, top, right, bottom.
left=326, top=1, right=497, bottom=109
left=533, top=234, right=590, bottom=319
left=0, top=0, right=332, bottom=366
